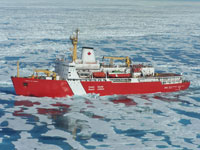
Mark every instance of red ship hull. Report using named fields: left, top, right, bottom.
left=81, top=81, right=190, bottom=96
left=11, top=77, right=73, bottom=97
left=11, top=77, right=190, bottom=98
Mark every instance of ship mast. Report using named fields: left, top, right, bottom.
left=17, top=61, right=19, bottom=77
left=70, top=29, right=79, bottom=62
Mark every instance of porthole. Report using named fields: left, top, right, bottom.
left=23, top=82, right=28, bottom=86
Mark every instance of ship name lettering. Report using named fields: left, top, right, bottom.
left=88, top=86, right=95, bottom=91
left=97, top=86, right=104, bottom=90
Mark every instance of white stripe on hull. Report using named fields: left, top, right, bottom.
left=67, top=80, right=86, bottom=95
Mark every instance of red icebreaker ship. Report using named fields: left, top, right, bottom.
left=11, top=29, right=190, bottom=97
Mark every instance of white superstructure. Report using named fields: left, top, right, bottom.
left=82, top=47, right=96, bottom=63
left=53, top=29, right=185, bottom=86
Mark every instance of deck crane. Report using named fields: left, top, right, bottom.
left=102, top=56, right=131, bottom=67
left=33, top=69, right=57, bottom=79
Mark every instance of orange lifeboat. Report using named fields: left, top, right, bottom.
left=132, top=64, right=143, bottom=72
left=108, top=73, right=131, bottom=78
left=93, top=72, right=106, bottom=78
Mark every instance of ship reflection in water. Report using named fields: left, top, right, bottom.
left=2, top=92, right=194, bottom=150
left=11, top=94, right=185, bottom=142
left=11, top=96, right=139, bottom=141
left=12, top=97, right=108, bottom=141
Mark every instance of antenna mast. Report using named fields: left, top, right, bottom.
left=70, top=29, right=79, bottom=62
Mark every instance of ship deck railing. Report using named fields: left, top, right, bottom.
left=139, top=76, right=182, bottom=84
left=102, top=64, right=127, bottom=68
left=75, top=74, right=183, bottom=84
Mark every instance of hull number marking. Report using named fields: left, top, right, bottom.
left=88, top=86, right=104, bottom=91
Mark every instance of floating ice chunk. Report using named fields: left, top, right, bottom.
left=13, top=132, right=62, bottom=150
left=42, top=129, right=86, bottom=150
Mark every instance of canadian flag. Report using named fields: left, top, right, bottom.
left=82, top=47, right=96, bottom=63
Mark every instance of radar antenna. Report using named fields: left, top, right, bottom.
left=70, top=29, right=79, bottom=62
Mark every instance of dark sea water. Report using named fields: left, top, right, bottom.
left=0, top=0, right=200, bottom=149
